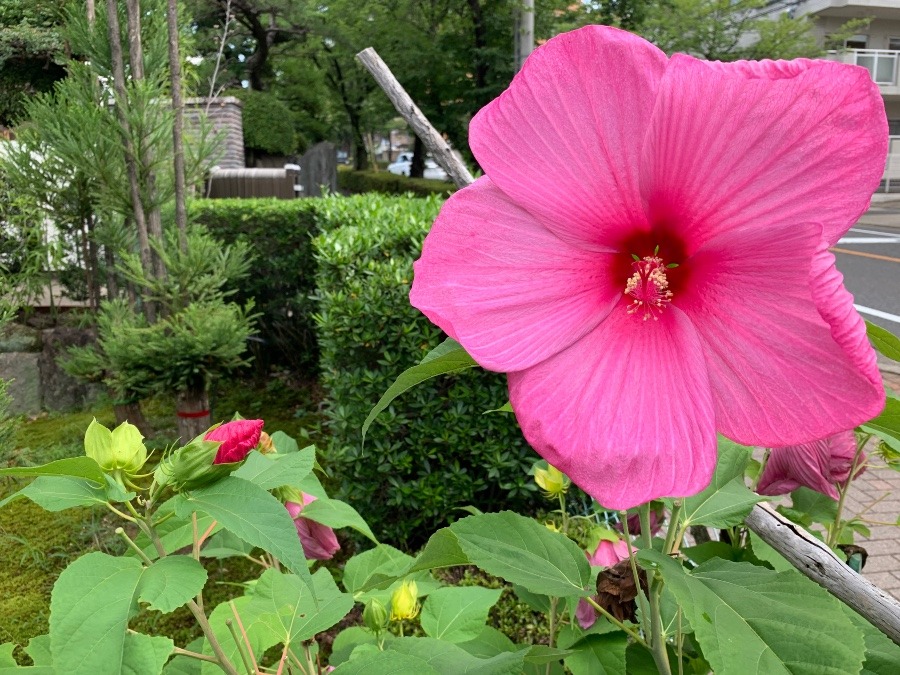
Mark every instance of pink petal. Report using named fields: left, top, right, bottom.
left=285, top=500, right=340, bottom=561
left=757, top=431, right=861, bottom=501
left=587, top=540, right=630, bottom=568
left=641, top=54, right=886, bottom=250
left=469, top=26, right=667, bottom=249
left=411, top=177, right=621, bottom=372
left=678, top=220, right=884, bottom=446
left=576, top=598, right=597, bottom=630
left=509, top=304, right=716, bottom=510
left=208, top=419, right=264, bottom=464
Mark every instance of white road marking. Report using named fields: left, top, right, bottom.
left=837, top=237, right=900, bottom=244
left=855, top=304, right=900, bottom=325
left=850, top=226, right=900, bottom=236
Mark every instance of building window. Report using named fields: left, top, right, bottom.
left=890, top=37, right=900, bottom=51
left=846, top=35, right=868, bottom=49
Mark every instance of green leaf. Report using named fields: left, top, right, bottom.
left=138, top=556, right=208, bottom=614
left=0, top=645, right=14, bottom=667
left=484, top=402, right=513, bottom=414
left=330, top=628, right=395, bottom=666
left=231, top=448, right=315, bottom=490
left=862, top=397, right=900, bottom=449
left=24, top=636, right=51, bottom=667
left=269, top=430, right=300, bottom=454
left=300, top=497, right=378, bottom=543
left=332, top=650, right=440, bottom=675
left=120, top=633, right=173, bottom=675
left=841, top=604, right=900, bottom=675
left=136, top=501, right=220, bottom=561
left=524, top=645, right=573, bottom=664
left=15, top=476, right=109, bottom=511
left=384, top=637, right=525, bottom=675
left=456, top=626, right=517, bottom=659
left=420, top=586, right=503, bottom=643
left=249, top=568, right=354, bottom=645
left=449, top=512, right=590, bottom=597
left=407, top=527, right=470, bottom=575
left=342, top=545, right=413, bottom=595
left=746, top=531, right=793, bottom=572
left=0, top=457, right=104, bottom=484
left=866, top=320, right=900, bottom=361
left=641, top=550, right=866, bottom=674
left=679, top=438, right=763, bottom=528
left=200, top=530, right=254, bottom=559
left=176, top=476, right=314, bottom=593
left=162, top=638, right=203, bottom=674
left=202, top=596, right=274, bottom=675
left=362, top=338, right=478, bottom=443
left=564, top=632, right=628, bottom=675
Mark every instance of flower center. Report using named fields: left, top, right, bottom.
left=624, top=256, right=673, bottom=321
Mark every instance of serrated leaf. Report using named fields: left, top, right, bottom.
left=449, top=512, right=590, bottom=597
left=138, top=556, right=208, bottom=614
left=300, top=497, right=378, bottom=543
left=332, top=650, right=440, bottom=675
left=0, top=457, right=105, bottom=484
left=231, top=448, right=315, bottom=490
left=524, top=645, right=573, bottom=664
left=269, top=430, right=299, bottom=454
left=841, top=604, right=900, bottom=675
left=200, top=529, right=254, bottom=559
left=375, top=637, right=526, bottom=675
left=641, top=550, right=865, bottom=674
left=680, top=438, right=763, bottom=528
left=564, top=632, right=628, bottom=675
left=456, top=626, right=517, bottom=659
left=120, top=633, right=173, bottom=675
left=420, top=586, right=503, bottom=643
left=24, top=636, right=51, bottom=667
left=249, top=568, right=353, bottom=644
left=407, top=527, right=470, bottom=575
left=0, top=645, right=14, bottom=667
left=13, top=476, right=109, bottom=511
left=342, top=544, right=413, bottom=595
left=866, top=320, right=900, bottom=361
left=362, top=338, right=478, bottom=443
left=862, top=397, right=900, bottom=449
left=176, top=477, right=314, bottom=594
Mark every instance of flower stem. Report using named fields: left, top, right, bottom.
left=621, top=511, right=651, bottom=639
left=827, top=433, right=869, bottom=548
left=115, top=527, right=154, bottom=565
left=584, top=597, right=647, bottom=647
left=558, top=493, right=569, bottom=535
left=172, top=646, right=220, bottom=664
left=648, top=577, right=673, bottom=675
left=225, top=618, right=254, bottom=674
left=663, top=501, right=683, bottom=555
left=547, top=596, right=558, bottom=675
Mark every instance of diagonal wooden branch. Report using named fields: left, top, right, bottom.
left=355, top=48, right=474, bottom=188
left=359, top=46, right=900, bottom=647
left=747, top=503, right=900, bottom=645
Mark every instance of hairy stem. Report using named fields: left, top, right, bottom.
left=584, top=597, right=647, bottom=647
left=828, top=433, right=869, bottom=548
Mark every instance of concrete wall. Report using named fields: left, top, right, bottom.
left=812, top=16, right=900, bottom=48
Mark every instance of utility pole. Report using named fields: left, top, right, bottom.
left=514, top=0, right=534, bottom=73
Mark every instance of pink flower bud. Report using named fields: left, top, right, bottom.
left=206, top=419, right=264, bottom=464
left=285, top=493, right=341, bottom=561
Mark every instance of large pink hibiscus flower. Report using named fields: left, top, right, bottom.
left=409, top=26, right=886, bottom=510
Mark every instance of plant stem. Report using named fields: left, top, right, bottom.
left=648, top=577, right=673, bottom=675
left=172, top=646, right=220, bottom=664
left=115, top=527, right=154, bottom=565
left=275, top=642, right=289, bottom=675
left=230, top=600, right=260, bottom=673
left=751, top=449, right=770, bottom=491
left=663, top=501, right=683, bottom=555
left=225, top=618, right=254, bottom=674
left=106, top=503, right=137, bottom=522
left=141, top=519, right=240, bottom=675
left=638, top=504, right=652, bottom=550
left=621, top=511, right=651, bottom=639
left=584, top=597, right=648, bottom=647
left=558, top=493, right=569, bottom=535
left=546, top=597, right=559, bottom=675
left=828, top=433, right=869, bottom=548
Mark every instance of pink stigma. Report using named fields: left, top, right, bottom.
left=624, top=256, right=673, bottom=321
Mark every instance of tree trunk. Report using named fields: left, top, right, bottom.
left=166, top=0, right=188, bottom=254
left=176, top=387, right=211, bottom=442
left=410, top=135, right=425, bottom=178
left=105, top=0, right=156, bottom=323
left=113, top=399, right=152, bottom=438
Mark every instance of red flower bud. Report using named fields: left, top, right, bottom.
left=206, top=419, right=264, bottom=464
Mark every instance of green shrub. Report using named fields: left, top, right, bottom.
left=232, top=89, right=296, bottom=156
left=189, top=199, right=322, bottom=371
left=337, top=168, right=456, bottom=198
left=312, top=193, right=538, bottom=549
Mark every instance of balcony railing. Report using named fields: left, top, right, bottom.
left=826, top=49, right=899, bottom=87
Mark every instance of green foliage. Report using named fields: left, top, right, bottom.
left=337, top=169, right=456, bottom=198
left=312, top=193, right=537, bottom=548
left=188, top=198, right=322, bottom=370
left=233, top=89, right=298, bottom=157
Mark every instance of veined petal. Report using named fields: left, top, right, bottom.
left=411, top=176, right=620, bottom=372
left=756, top=440, right=841, bottom=500
left=679, top=221, right=884, bottom=446
left=509, top=305, right=716, bottom=510
left=470, top=26, right=667, bottom=250
left=641, top=54, right=886, bottom=250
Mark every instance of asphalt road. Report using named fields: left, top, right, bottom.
left=832, top=201, right=900, bottom=340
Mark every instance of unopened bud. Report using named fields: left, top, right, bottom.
left=534, top=464, right=570, bottom=499
left=154, top=439, right=234, bottom=492
left=363, top=598, right=389, bottom=633
left=390, top=580, right=419, bottom=621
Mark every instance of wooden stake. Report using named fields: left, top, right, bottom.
left=355, top=48, right=475, bottom=189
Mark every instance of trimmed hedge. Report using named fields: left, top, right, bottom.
left=311, top=193, right=538, bottom=549
left=189, top=199, right=322, bottom=371
left=337, top=168, right=457, bottom=197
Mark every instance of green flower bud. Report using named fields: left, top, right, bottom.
left=84, top=419, right=147, bottom=475
left=390, top=580, right=419, bottom=621
left=154, top=439, right=235, bottom=492
left=363, top=598, right=389, bottom=633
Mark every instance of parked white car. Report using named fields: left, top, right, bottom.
left=387, top=152, right=448, bottom=181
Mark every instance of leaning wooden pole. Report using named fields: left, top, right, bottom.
left=355, top=48, right=474, bottom=188
left=356, top=46, right=900, bottom=647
